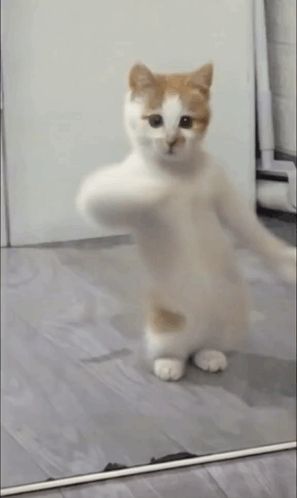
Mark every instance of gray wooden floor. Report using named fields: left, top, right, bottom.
left=5, top=451, right=297, bottom=498
left=1, top=215, right=296, bottom=492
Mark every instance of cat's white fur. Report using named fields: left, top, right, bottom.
left=77, top=70, right=296, bottom=382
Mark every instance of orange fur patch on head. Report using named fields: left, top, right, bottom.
left=129, top=63, right=213, bottom=133
left=148, top=304, right=186, bottom=333
left=129, top=64, right=156, bottom=93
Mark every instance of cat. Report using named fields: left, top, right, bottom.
left=77, top=63, right=296, bottom=381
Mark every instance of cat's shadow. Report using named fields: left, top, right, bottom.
left=184, top=352, right=296, bottom=406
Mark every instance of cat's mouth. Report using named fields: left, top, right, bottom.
left=154, top=142, right=184, bottom=161
left=166, top=143, right=179, bottom=156
left=162, top=149, right=183, bottom=163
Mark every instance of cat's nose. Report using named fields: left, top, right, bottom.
left=167, top=137, right=178, bottom=148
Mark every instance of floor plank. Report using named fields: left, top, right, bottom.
left=207, top=450, right=296, bottom=498
left=0, top=428, right=49, bottom=488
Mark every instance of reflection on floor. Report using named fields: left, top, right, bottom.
left=1, top=215, right=296, bottom=489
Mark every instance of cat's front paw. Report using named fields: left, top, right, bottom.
left=276, top=247, right=296, bottom=284
left=153, top=358, right=185, bottom=381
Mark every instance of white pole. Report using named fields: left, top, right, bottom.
left=254, top=0, right=275, bottom=170
left=1, top=442, right=296, bottom=497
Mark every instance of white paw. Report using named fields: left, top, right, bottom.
left=194, top=350, right=227, bottom=373
left=153, top=358, right=185, bottom=381
left=277, top=247, right=296, bottom=284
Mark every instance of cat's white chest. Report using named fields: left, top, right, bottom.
left=138, top=188, right=235, bottom=303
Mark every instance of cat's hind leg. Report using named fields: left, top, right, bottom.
left=145, top=304, right=189, bottom=381
left=193, top=350, right=227, bottom=372
left=193, top=276, right=249, bottom=374
left=153, top=358, right=185, bottom=381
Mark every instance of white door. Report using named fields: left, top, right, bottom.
left=1, top=0, right=255, bottom=245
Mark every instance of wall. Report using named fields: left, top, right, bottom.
left=2, top=0, right=255, bottom=245
left=266, top=0, right=296, bottom=156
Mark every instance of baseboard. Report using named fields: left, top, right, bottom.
left=257, top=206, right=296, bottom=222
left=275, top=151, right=296, bottom=166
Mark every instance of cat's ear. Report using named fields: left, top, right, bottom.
left=129, top=63, right=155, bottom=92
left=188, top=63, right=213, bottom=97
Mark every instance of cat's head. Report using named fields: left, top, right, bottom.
left=124, top=63, right=213, bottom=164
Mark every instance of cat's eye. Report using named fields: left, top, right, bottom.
left=179, top=115, right=193, bottom=129
left=148, top=114, right=163, bottom=128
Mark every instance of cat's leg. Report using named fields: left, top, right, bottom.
left=146, top=304, right=189, bottom=381
left=193, top=276, right=249, bottom=374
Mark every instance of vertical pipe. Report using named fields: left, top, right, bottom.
left=254, top=0, right=275, bottom=169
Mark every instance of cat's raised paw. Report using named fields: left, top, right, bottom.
left=194, top=350, right=227, bottom=373
left=153, top=358, right=185, bottom=381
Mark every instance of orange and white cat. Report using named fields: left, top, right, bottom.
left=77, top=63, right=296, bottom=381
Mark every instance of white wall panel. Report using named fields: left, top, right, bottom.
left=2, top=0, right=255, bottom=244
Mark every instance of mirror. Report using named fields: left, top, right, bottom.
left=1, top=0, right=296, bottom=493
